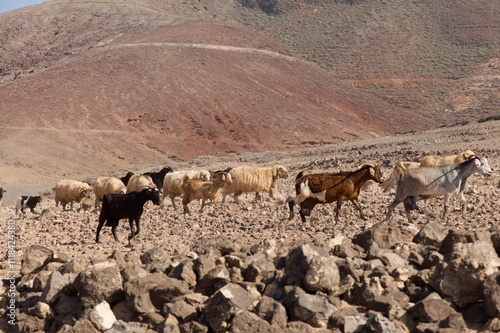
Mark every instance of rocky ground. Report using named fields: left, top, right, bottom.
left=1, top=119, right=500, bottom=332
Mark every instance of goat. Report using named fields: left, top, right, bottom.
left=120, top=171, right=134, bottom=186
left=162, top=170, right=211, bottom=210
left=144, top=166, right=173, bottom=190
left=381, top=161, right=420, bottom=192
left=419, top=149, right=475, bottom=167
left=0, top=187, right=5, bottom=206
left=15, top=196, right=42, bottom=215
left=126, top=174, right=155, bottom=193
left=209, top=167, right=233, bottom=179
left=288, top=164, right=384, bottom=223
left=385, top=156, right=492, bottom=223
left=95, top=187, right=161, bottom=243
left=181, top=172, right=233, bottom=214
left=55, top=180, right=92, bottom=210
left=222, top=165, right=288, bottom=204
left=94, top=177, right=127, bottom=210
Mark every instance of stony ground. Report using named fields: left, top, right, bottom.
left=1, top=120, right=499, bottom=283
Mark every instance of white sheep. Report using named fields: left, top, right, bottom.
left=162, top=170, right=211, bottom=210
left=55, top=180, right=92, bottom=210
left=126, top=175, right=155, bottom=193
left=222, top=165, right=289, bottom=204
left=93, top=176, right=127, bottom=209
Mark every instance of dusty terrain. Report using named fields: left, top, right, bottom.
left=1, top=119, right=499, bottom=284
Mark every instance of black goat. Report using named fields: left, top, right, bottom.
left=95, top=187, right=160, bottom=243
left=144, top=166, right=173, bottom=190
left=120, top=171, right=134, bottom=186
left=16, top=196, right=42, bottom=215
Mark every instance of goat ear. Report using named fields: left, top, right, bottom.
left=474, top=159, right=481, bottom=167
left=370, top=167, right=375, bottom=176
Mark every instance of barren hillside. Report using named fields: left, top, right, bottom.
left=0, top=3, right=433, bottom=184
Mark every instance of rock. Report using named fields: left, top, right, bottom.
left=204, top=283, right=256, bottom=333
left=21, top=245, right=53, bottom=275
left=112, top=300, right=139, bottom=322
left=168, top=259, right=197, bottom=288
left=164, top=300, right=198, bottom=323
left=438, top=229, right=475, bottom=255
left=28, top=301, right=55, bottom=319
left=106, top=319, right=150, bottom=333
left=243, top=258, right=276, bottom=283
left=74, top=261, right=124, bottom=308
left=178, top=320, right=209, bottom=333
left=409, top=293, right=466, bottom=330
left=141, top=247, right=172, bottom=272
left=198, top=264, right=231, bottom=288
left=15, top=312, right=50, bottom=332
left=429, top=241, right=500, bottom=307
left=88, top=300, right=117, bottom=331
left=352, top=220, right=414, bottom=251
left=228, top=311, right=274, bottom=332
left=483, top=271, right=500, bottom=318
left=194, top=251, right=216, bottom=282
left=412, top=221, right=447, bottom=248
left=40, top=270, right=78, bottom=305
left=303, top=255, right=341, bottom=294
left=365, top=313, right=401, bottom=333
left=255, top=296, right=288, bottom=328
left=287, top=287, right=336, bottom=328
left=344, top=315, right=367, bottom=333
left=58, top=318, right=99, bottom=333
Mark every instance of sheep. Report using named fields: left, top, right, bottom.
left=0, top=187, right=5, bottom=206
left=161, top=170, right=211, bottom=210
left=288, top=164, right=384, bottom=223
left=209, top=167, right=233, bottom=179
left=222, top=165, right=289, bottom=204
left=93, top=177, right=127, bottom=209
left=181, top=172, right=233, bottom=214
left=380, top=161, right=420, bottom=192
left=419, top=149, right=475, bottom=167
left=385, top=156, right=492, bottom=223
left=55, top=180, right=92, bottom=210
left=15, top=196, right=42, bottom=215
left=126, top=174, right=155, bottom=193
left=95, top=187, right=161, bottom=243
left=120, top=171, right=134, bottom=186
left=144, top=166, right=173, bottom=190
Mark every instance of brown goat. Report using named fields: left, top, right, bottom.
left=288, top=164, right=383, bottom=223
left=181, top=172, right=233, bottom=214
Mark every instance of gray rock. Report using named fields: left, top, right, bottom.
left=352, top=221, right=414, bottom=251
left=54, top=295, right=82, bottom=316
left=288, top=287, right=336, bottom=328
left=74, top=261, right=124, bottom=308
left=429, top=241, right=500, bottom=308
left=169, top=259, right=197, bottom=288
left=178, top=320, right=209, bottom=333
left=438, top=229, right=475, bottom=255
left=303, top=255, right=341, bottom=294
left=194, top=251, right=216, bottom=281
left=365, top=313, right=402, bottom=333
left=88, top=301, right=117, bottom=331
left=21, top=245, right=53, bottom=275
left=164, top=300, right=198, bottom=323
left=198, top=265, right=231, bottom=287
left=229, top=311, right=276, bottom=332
left=483, top=271, right=500, bottom=318
left=40, top=270, right=78, bottom=305
left=409, top=294, right=466, bottom=331
left=204, top=283, right=256, bottom=333
left=255, top=296, right=288, bottom=328
left=244, top=258, right=276, bottom=283
left=413, top=221, right=447, bottom=248
left=106, top=319, right=150, bottom=333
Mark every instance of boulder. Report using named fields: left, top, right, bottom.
left=412, top=221, right=447, bottom=248
left=254, top=296, right=288, bottom=328
left=88, top=300, right=117, bottom=331
left=73, top=261, right=124, bottom=308
left=40, top=270, right=78, bottom=305
left=204, top=283, right=256, bottom=333
left=21, top=245, right=53, bottom=275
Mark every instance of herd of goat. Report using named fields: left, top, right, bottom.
left=0, top=150, right=492, bottom=243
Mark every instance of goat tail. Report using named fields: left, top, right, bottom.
left=296, top=171, right=305, bottom=180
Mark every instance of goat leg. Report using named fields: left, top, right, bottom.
left=112, top=226, right=120, bottom=242
left=351, top=198, right=366, bottom=220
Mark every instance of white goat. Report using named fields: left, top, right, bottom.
left=94, top=177, right=127, bottom=209
left=162, top=170, right=211, bottom=210
left=222, top=165, right=288, bottom=204
left=385, top=156, right=492, bottom=223
left=55, top=180, right=92, bottom=210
